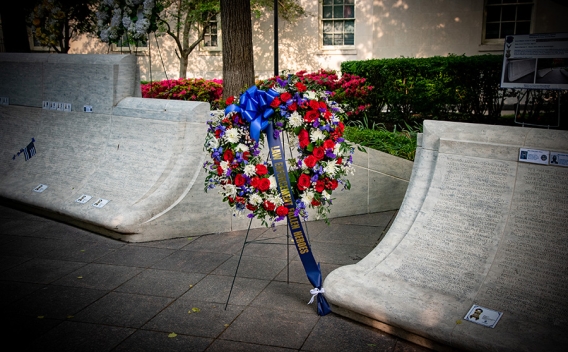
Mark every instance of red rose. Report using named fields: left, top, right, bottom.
left=303, top=155, right=317, bottom=168
left=256, top=164, right=268, bottom=176
left=319, top=101, right=327, bottom=109
left=288, top=102, right=297, bottom=111
left=234, top=174, right=246, bottom=187
left=309, top=100, right=320, bottom=110
left=217, top=165, right=223, bottom=176
left=297, top=174, right=311, bottom=191
left=246, top=204, right=257, bottom=211
left=311, top=199, right=321, bottom=207
left=258, top=178, right=271, bottom=192
left=276, top=206, right=289, bottom=217
left=250, top=177, right=260, bottom=188
left=304, top=110, right=319, bottom=123
left=337, top=121, right=345, bottom=133
left=325, top=179, right=338, bottom=190
left=242, top=151, right=250, bottom=160
left=323, top=140, right=335, bottom=149
left=225, top=96, right=235, bottom=105
left=337, top=157, right=342, bottom=164
left=223, top=149, right=234, bottom=162
left=215, top=129, right=222, bottom=139
left=270, top=97, right=281, bottom=108
left=323, top=110, right=332, bottom=120
left=298, top=130, right=310, bottom=148
left=315, top=180, right=325, bottom=193
left=263, top=200, right=276, bottom=211
left=280, top=92, right=292, bottom=102
left=312, top=147, right=325, bottom=160
left=295, top=82, right=307, bottom=92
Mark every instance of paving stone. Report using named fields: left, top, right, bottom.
left=73, top=291, right=173, bottom=328
left=113, top=329, right=213, bottom=352
left=151, top=250, right=231, bottom=274
left=52, top=263, right=143, bottom=290
left=0, top=258, right=86, bottom=284
left=115, top=269, right=204, bottom=298
left=181, top=274, right=269, bottom=306
left=93, top=245, right=175, bottom=268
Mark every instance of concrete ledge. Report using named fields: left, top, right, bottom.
left=324, top=120, right=568, bottom=352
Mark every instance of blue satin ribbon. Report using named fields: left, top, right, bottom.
left=266, top=122, right=332, bottom=316
left=225, top=86, right=280, bottom=142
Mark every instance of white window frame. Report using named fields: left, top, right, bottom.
left=111, top=33, right=149, bottom=54
left=27, top=27, right=53, bottom=52
left=200, top=13, right=221, bottom=54
left=482, top=0, right=534, bottom=45
left=320, top=0, right=356, bottom=50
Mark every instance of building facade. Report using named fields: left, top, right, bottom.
left=36, top=0, right=568, bottom=81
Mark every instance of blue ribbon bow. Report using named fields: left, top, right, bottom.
left=225, top=86, right=280, bottom=142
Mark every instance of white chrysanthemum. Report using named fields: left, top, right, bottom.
left=235, top=143, right=249, bottom=152
left=220, top=160, right=230, bottom=173
left=243, top=164, right=256, bottom=177
left=224, top=128, right=240, bottom=143
left=249, top=193, right=263, bottom=206
left=267, top=194, right=284, bottom=206
left=206, top=137, right=219, bottom=150
left=343, top=164, right=355, bottom=175
left=323, top=160, right=338, bottom=176
left=300, top=190, right=315, bottom=205
left=304, top=90, right=317, bottom=100
left=268, top=175, right=277, bottom=190
left=321, top=190, right=331, bottom=200
left=272, top=86, right=287, bottom=93
left=310, top=129, right=325, bottom=143
left=333, top=143, right=342, bottom=156
left=221, top=184, right=237, bottom=198
left=288, top=111, right=303, bottom=128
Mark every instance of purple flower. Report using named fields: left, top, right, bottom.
left=325, top=150, right=336, bottom=158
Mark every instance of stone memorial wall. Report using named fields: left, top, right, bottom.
left=0, top=53, right=413, bottom=241
left=324, top=120, right=568, bottom=352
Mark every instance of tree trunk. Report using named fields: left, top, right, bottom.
left=220, top=0, right=255, bottom=99
left=179, top=53, right=189, bottom=79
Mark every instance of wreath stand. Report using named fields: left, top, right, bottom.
left=224, top=139, right=313, bottom=310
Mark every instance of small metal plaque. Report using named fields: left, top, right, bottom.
left=63, top=103, right=72, bottom=112
left=0, top=97, right=9, bottom=105
left=519, top=148, right=550, bottom=165
left=76, top=194, right=92, bottom=204
left=92, top=198, right=109, bottom=208
left=49, top=102, right=58, bottom=110
left=550, top=151, right=568, bottom=167
left=42, top=101, right=50, bottom=109
left=56, top=102, right=64, bottom=111
left=464, top=304, right=503, bottom=328
left=33, top=184, right=48, bottom=193
left=83, top=105, right=93, bottom=113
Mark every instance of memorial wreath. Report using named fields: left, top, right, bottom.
left=203, top=74, right=355, bottom=227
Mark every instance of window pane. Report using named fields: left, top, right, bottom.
left=204, top=36, right=211, bottom=46
left=210, top=24, right=217, bottom=32
left=211, top=37, right=217, bottom=46
left=323, top=21, right=333, bottom=33
left=486, top=23, right=500, bottom=39
left=344, top=33, right=354, bottom=45
left=517, top=5, right=532, bottom=20
left=486, top=7, right=501, bottom=22
left=516, top=21, right=530, bottom=34
left=334, top=21, right=343, bottom=32
left=323, top=33, right=333, bottom=45
left=345, top=0, right=354, bottom=4
left=501, top=22, right=515, bottom=37
left=344, top=5, right=354, bottom=18
left=334, top=34, right=342, bottom=45
left=323, top=0, right=332, bottom=4
left=323, top=6, right=333, bottom=18
left=501, top=6, right=516, bottom=21
left=334, top=0, right=343, bottom=4
left=334, top=6, right=343, bottom=18
left=345, top=20, right=354, bottom=33
left=487, top=0, right=502, bottom=4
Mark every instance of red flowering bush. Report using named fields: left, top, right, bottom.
left=141, top=78, right=223, bottom=109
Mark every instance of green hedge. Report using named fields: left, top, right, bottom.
left=341, top=54, right=517, bottom=125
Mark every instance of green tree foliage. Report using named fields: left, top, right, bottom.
left=27, top=0, right=98, bottom=53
